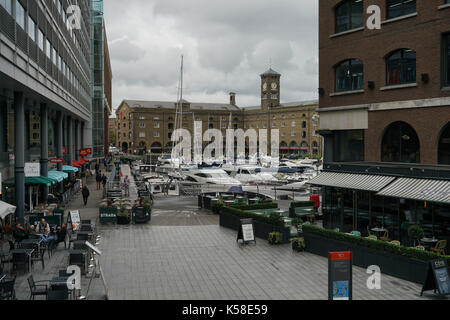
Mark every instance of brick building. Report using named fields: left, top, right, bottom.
left=113, top=68, right=322, bottom=157
left=311, top=0, right=450, bottom=243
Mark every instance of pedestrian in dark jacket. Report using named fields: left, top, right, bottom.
left=96, top=172, right=102, bottom=190
left=102, top=174, right=108, bottom=189
left=82, top=186, right=90, bottom=206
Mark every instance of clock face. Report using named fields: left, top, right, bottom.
left=263, top=83, right=267, bottom=91
left=271, top=82, right=278, bottom=90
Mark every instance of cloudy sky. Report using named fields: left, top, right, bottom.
left=103, top=0, right=318, bottom=114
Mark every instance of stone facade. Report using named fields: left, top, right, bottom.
left=113, top=69, right=322, bottom=156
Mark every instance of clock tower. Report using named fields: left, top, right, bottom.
left=260, top=68, right=281, bottom=110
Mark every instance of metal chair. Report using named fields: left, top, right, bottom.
left=380, top=230, right=390, bottom=242
left=415, top=245, right=426, bottom=251
left=27, top=275, right=49, bottom=300
left=431, top=240, right=447, bottom=255
left=0, top=248, right=13, bottom=272
left=0, top=276, right=16, bottom=300
left=12, top=252, right=29, bottom=274
left=367, top=235, right=378, bottom=241
left=69, top=253, right=86, bottom=275
left=351, top=231, right=361, bottom=237
left=77, top=233, right=89, bottom=241
left=390, top=240, right=401, bottom=246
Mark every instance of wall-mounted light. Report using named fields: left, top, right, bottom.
left=421, top=73, right=429, bottom=84
left=368, top=81, right=375, bottom=90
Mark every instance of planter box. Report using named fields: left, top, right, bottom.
left=99, top=207, right=118, bottom=224
left=132, top=206, right=151, bottom=224
left=219, top=211, right=290, bottom=244
left=303, top=232, right=429, bottom=284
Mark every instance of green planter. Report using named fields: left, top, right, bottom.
left=132, top=206, right=151, bottom=224
left=99, top=207, right=118, bottom=224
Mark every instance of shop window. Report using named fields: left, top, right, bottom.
left=333, top=130, right=364, bottom=162
left=381, top=121, right=420, bottom=163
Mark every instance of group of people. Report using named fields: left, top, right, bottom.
left=1, top=218, right=67, bottom=251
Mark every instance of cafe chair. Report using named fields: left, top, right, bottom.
left=390, top=240, right=401, bottom=246
left=27, top=275, right=50, bottom=300
left=0, top=248, right=13, bottom=272
left=0, top=276, right=16, bottom=300
left=380, top=230, right=390, bottom=242
left=415, top=245, right=426, bottom=251
left=351, top=231, right=361, bottom=237
left=367, top=226, right=374, bottom=237
left=12, top=252, right=29, bottom=274
left=367, top=235, right=378, bottom=241
left=430, top=240, right=447, bottom=255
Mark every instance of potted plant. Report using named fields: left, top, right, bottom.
left=408, top=225, right=425, bottom=246
left=117, top=204, right=130, bottom=225
left=291, top=237, right=306, bottom=252
left=268, top=232, right=283, bottom=245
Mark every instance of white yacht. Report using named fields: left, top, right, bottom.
left=181, top=168, right=242, bottom=186
left=234, top=166, right=281, bottom=185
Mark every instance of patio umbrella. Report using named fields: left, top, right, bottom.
left=0, top=201, right=16, bottom=220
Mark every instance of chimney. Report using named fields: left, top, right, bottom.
left=229, top=92, right=236, bottom=105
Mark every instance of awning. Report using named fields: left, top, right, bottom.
left=4, top=176, right=56, bottom=187
left=79, top=158, right=88, bottom=165
left=48, top=170, right=69, bottom=182
left=377, top=178, right=450, bottom=204
left=307, top=172, right=396, bottom=192
left=0, top=201, right=16, bottom=220
left=72, top=160, right=81, bottom=168
left=62, top=165, right=79, bottom=173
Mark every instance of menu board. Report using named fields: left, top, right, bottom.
left=421, top=259, right=450, bottom=297
left=70, top=210, right=81, bottom=231
left=237, top=219, right=256, bottom=245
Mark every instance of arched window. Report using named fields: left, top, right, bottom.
left=438, top=123, right=450, bottom=165
left=335, top=0, right=363, bottom=33
left=386, top=49, right=416, bottom=86
left=386, top=0, right=416, bottom=20
left=381, top=122, right=420, bottom=163
left=335, top=59, right=363, bottom=92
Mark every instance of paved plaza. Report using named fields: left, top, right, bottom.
left=4, top=165, right=439, bottom=300
left=96, top=194, right=431, bottom=301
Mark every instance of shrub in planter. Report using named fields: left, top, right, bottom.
left=290, top=201, right=315, bottom=209
left=408, top=225, right=425, bottom=246
left=220, top=206, right=285, bottom=227
left=303, top=225, right=450, bottom=263
left=291, top=237, right=306, bottom=252
left=232, top=201, right=278, bottom=211
left=268, top=232, right=283, bottom=245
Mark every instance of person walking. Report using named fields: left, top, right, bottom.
left=82, top=185, right=90, bottom=206
left=96, top=171, right=102, bottom=190
left=124, top=175, right=130, bottom=197
left=102, top=174, right=108, bottom=190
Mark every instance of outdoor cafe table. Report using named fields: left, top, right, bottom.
left=50, top=277, right=73, bottom=300
left=371, top=227, right=387, bottom=237
left=10, top=248, right=34, bottom=272
left=20, top=238, right=43, bottom=257
left=420, top=237, right=438, bottom=250
left=68, top=250, right=89, bottom=273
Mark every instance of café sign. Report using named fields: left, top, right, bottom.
left=25, top=162, right=41, bottom=177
